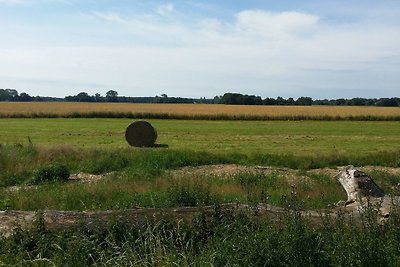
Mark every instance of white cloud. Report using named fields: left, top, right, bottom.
left=91, top=11, right=126, bottom=23
left=155, top=3, right=175, bottom=16
left=1, top=7, right=400, bottom=98
left=235, top=10, right=319, bottom=38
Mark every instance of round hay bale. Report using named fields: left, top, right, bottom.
left=125, top=121, right=157, bottom=147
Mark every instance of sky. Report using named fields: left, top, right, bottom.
left=0, top=0, right=399, bottom=99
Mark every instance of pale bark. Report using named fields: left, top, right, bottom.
left=335, top=165, right=385, bottom=204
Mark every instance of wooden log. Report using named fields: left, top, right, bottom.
left=0, top=204, right=309, bottom=237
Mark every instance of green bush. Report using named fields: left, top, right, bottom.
left=31, top=164, right=70, bottom=184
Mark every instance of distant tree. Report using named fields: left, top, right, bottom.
left=77, top=92, right=93, bottom=102
left=376, top=98, right=400, bottom=107
left=349, top=98, right=367, bottom=106
left=0, top=89, right=19, bottom=101
left=296, top=97, right=313, bottom=106
left=287, top=97, right=295, bottom=105
left=94, top=93, right=103, bottom=102
left=6, top=89, right=18, bottom=100
left=263, top=97, right=277, bottom=105
left=220, top=93, right=243, bottom=105
left=106, top=90, right=119, bottom=102
left=276, top=96, right=286, bottom=105
left=65, top=92, right=94, bottom=102
left=336, top=98, right=347, bottom=106
left=154, top=95, right=162, bottom=103
left=213, top=96, right=221, bottom=104
left=0, top=89, right=8, bottom=101
left=18, top=92, right=32, bottom=102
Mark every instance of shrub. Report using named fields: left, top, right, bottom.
left=31, top=164, right=70, bottom=184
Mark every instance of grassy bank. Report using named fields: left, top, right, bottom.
left=1, top=145, right=399, bottom=211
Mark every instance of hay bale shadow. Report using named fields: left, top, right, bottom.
left=152, top=144, right=169, bottom=148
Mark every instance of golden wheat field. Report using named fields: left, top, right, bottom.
left=0, top=102, right=400, bottom=118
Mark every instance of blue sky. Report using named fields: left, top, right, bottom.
left=0, top=0, right=399, bottom=98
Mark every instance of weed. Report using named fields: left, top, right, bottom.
left=31, top=164, right=70, bottom=184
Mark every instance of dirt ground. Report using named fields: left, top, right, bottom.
left=170, top=164, right=400, bottom=184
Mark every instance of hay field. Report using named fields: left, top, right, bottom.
left=1, top=102, right=400, bottom=120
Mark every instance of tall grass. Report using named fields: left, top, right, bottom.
left=1, top=144, right=399, bottom=210
left=1, top=201, right=399, bottom=266
left=1, top=144, right=399, bottom=187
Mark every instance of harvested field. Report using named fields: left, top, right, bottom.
left=1, top=102, right=400, bottom=120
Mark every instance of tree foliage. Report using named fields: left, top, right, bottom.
left=1, top=88, right=400, bottom=106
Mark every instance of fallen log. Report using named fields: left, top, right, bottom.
left=1, top=204, right=273, bottom=237
left=3, top=199, right=400, bottom=238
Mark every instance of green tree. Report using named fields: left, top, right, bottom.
left=296, top=97, right=313, bottom=106
left=106, top=90, right=119, bottom=102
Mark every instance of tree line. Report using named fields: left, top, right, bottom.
left=1, top=89, right=399, bottom=107
left=216, top=93, right=400, bottom=106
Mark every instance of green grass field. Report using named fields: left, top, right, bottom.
left=1, top=118, right=400, bottom=155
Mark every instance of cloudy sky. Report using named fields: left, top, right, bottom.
left=0, top=0, right=399, bottom=99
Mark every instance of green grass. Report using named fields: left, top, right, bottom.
left=1, top=148, right=399, bottom=211
left=1, top=202, right=400, bottom=266
left=1, top=118, right=400, bottom=155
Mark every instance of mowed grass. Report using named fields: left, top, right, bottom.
left=1, top=118, right=400, bottom=155
left=1, top=102, right=400, bottom=120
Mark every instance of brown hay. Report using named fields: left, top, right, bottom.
left=125, top=120, right=157, bottom=147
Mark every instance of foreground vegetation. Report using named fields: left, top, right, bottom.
left=1, top=200, right=400, bottom=266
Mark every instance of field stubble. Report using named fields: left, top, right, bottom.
left=1, top=102, right=400, bottom=120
